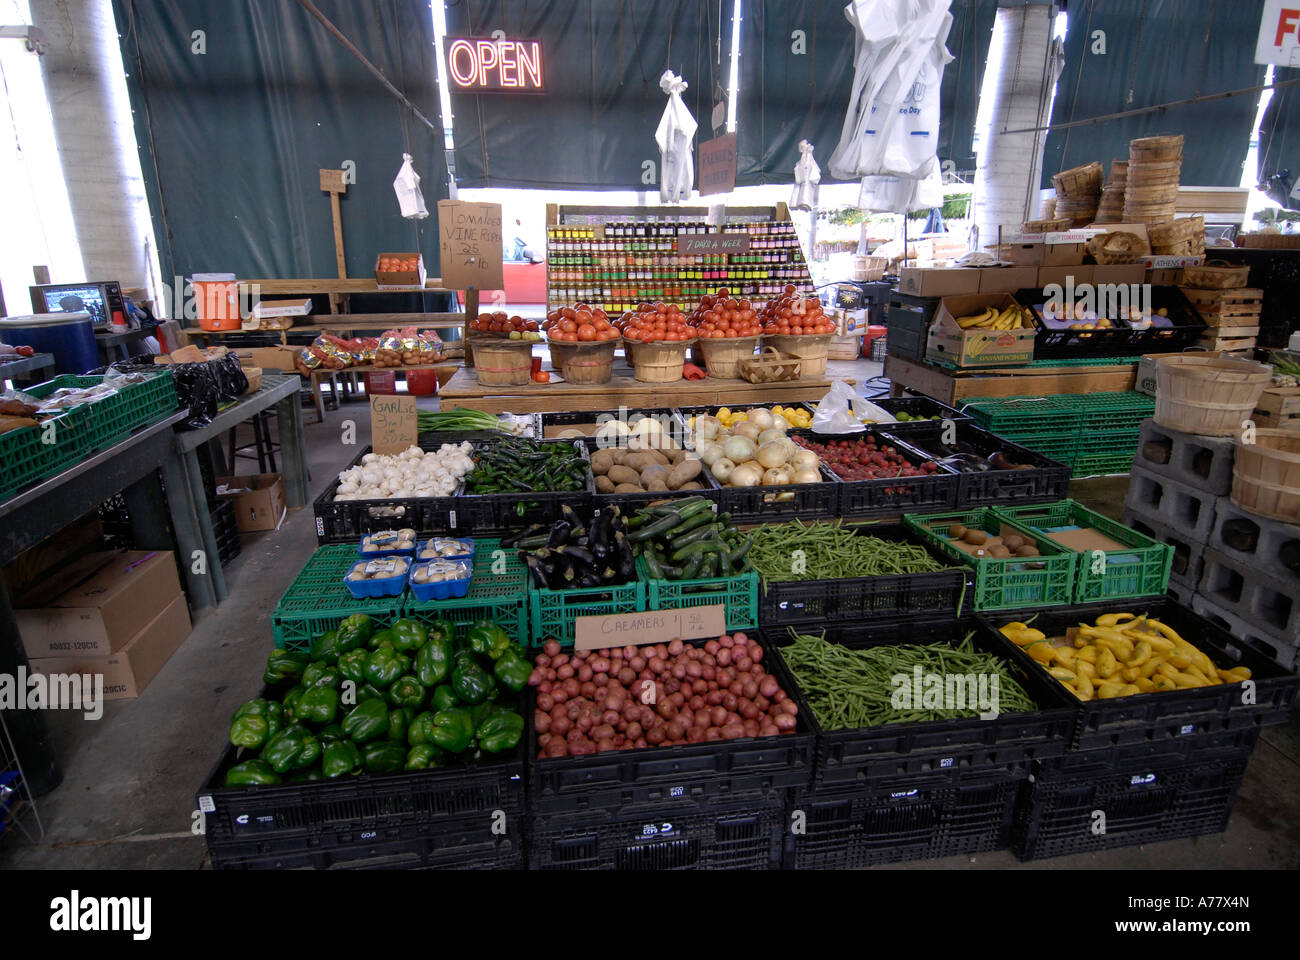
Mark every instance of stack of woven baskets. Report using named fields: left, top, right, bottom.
left=1123, top=135, right=1182, bottom=224
left=1148, top=215, right=1205, bottom=257
left=1095, top=159, right=1127, bottom=222
left=1051, top=161, right=1103, bottom=226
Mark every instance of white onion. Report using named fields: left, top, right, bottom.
left=757, top=441, right=788, bottom=470
left=749, top=409, right=774, bottom=431
left=794, top=468, right=821, bottom=484
left=723, top=435, right=757, bottom=463
left=762, top=467, right=792, bottom=486
left=770, top=415, right=791, bottom=433
left=730, top=464, right=762, bottom=487
left=699, top=442, right=725, bottom=467
left=793, top=449, right=819, bottom=472
left=758, top=427, right=786, bottom=448
left=711, top=457, right=736, bottom=482
left=732, top=421, right=762, bottom=441
left=696, top=415, right=722, bottom=441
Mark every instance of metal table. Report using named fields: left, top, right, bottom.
left=173, top=374, right=310, bottom=603
left=0, top=411, right=198, bottom=796
left=96, top=328, right=151, bottom=364
left=0, top=353, right=55, bottom=382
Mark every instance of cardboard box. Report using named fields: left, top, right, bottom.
left=216, top=474, right=287, bottom=532
left=16, top=551, right=183, bottom=659
left=1042, top=242, right=1087, bottom=266
left=834, top=308, right=870, bottom=336
left=978, top=266, right=1039, bottom=294
left=28, top=594, right=192, bottom=701
left=983, top=241, right=1045, bottom=266
left=374, top=252, right=427, bottom=290
left=1146, top=268, right=1185, bottom=285
left=1135, top=350, right=1228, bottom=397
left=235, top=346, right=299, bottom=372
left=252, top=299, right=311, bottom=319
left=1092, top=263, right=1147, bottom=286
left=899, top=267, right=981, bottom=298
left=926, top=293, right=1036, bottom=368
left=1037, top=265, right=1095, bottom=289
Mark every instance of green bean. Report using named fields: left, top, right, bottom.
left=781, top=630, right=1036, bottom=730
left=748, top=520, right=958, bottom=584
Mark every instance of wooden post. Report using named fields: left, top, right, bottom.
left=33, top=265, right=51, bottom=285
left=463, top=287, right=479, bottom=368
left=320, top=169, right=349, bottom=280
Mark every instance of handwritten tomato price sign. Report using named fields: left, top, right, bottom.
left=573, top=605, right=726, bottom=651
left=438, top=199, right=505, bottom=290
left=370, top=395, right=418, bottom=456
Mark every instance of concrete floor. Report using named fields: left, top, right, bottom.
left=1, top=370, right=1296, bottom=870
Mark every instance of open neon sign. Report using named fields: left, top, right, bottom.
left=447, top=38, right=545, bottom=91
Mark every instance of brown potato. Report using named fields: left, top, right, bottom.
left=590, top=450, right=613, bottom=476
left=678, top=481, right=705, bottom=491
left=607, top=465, right=641, bottom=486
left=595, top=476, right=615, bottom=494
left=666, top=457, right=703, bottom=490
left=614, top=483, right=645, bottom=494
left=1003, top=533, right=1025, bottom=551
left=640, top=465, right=672, bottom=488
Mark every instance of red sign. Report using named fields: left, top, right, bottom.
left=447, top=37, right=545, bottom=91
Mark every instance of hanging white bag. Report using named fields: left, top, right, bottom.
left=656, top=71, right=698, bottom=203
left=393, top=153, right=429, bottom=220
left=790, top=140, right=821, bottom=211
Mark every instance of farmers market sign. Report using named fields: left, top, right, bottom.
left=447, top=37, right=545, bottom=91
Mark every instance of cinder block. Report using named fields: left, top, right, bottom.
left=1134, top=419, right=1235, bottom=496
left=1164, top=579, right=1197, bottom=608
left=1198, top=548, right=1300, bottom=647
left=1121, top=509, right=1205, bottom=588
left=1208, top=496, right=1300, bottom=591
left=1124, top=464, right=1219, bottom=544
left=1191, top=594, right=1299, bottom=672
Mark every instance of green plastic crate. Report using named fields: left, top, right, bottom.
left=1071, top=428, right=1141, bottom=476
left=999, top=432, right=1078, bottom=466
left=0, top=405, right=88, bottom=501
left=1024, top=356, right=1140, bottom=368
left=26, top=371, right=178, bottom=452
left=991, top=500, right=1172, bottom=603
left=528, top=580, right=646, bottom=648
left=271, top=545, right=405, bottom=650
left=959, top=396, right=1082, bottom=436
left=1058, top=392, right=1154, bottom=430
left=636, top=556, right=758, bottom=632
left=404, top=540, right=529, bottom=646
left=904, top=508, right=1076, bottom=612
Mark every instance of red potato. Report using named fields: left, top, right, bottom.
left=544, top=640, right=561, bottom=656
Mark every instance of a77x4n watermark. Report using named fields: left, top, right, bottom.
left=0, top=668, right=103, bottom=720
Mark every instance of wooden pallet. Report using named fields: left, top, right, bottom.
left=1196, top=332, right=1256, bottom=356
left=1180, top=286, right=1263, bottom=325
left=883, top=354, right=1136, bottom=404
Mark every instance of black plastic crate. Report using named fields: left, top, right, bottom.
left=528, top=790, right=785, bottom=870
left=764, top=619, right=1077, bottom=786
left=455, top=440, right=594, bottom=536
left=869, top=395, right=972, bottom=425
left=312, top=446, right=464, bottom=543
left=1011, top=753, right=1248, bottom=861
left=525, top=638, right=816, bottom=815
left=977, top=598, right=1300, bottom=750
left=197, top=728, right=526, bottom=860
left=542, top=408, right=682, bottom=443
left=1032, top=724, right=1260, bottom=777
left=884, top=300, right=936, bottom=364
left=880, top=421, right=1072, bottom=508
left=718, top=468, right=842, bottom=524
left=758, top=523, right=972, bottom=627
left=211, top=823, right=524, bottom=870
left=418, top=411, right=542, bottom=445
left=210, top=500, right=242, bottom=566
left=784, top=765, right=1023, bottom=869
left=804, top=434, right=958, bottom=519
left=1017, top=285, right=1206, bottom=360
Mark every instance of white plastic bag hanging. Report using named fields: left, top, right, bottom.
left=656, top=71, right=698, bottom=203
left=828, top=0, right=954, bottom=183
left=790, top=140, right=821, bottom=211
left=393, top=153, right=429, bottom=220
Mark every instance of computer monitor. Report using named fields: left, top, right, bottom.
left=29, top=281, right=126, bottom=329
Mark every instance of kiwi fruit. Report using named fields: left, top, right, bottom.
left=1003, top=533, right=1025, bottom=551
left=948, top=524, right=967, bottom=540
left=1015, top=544, right=1040, bottom=558
left=990, top=545, right=1012, bottom=558
left=964, top=529, right=988, bottom=546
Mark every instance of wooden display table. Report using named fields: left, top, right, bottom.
left=440, top=359, right=858, bottom=414
left=308, top=362, right=460, bottom=423
left=885, top=355, right=1138, bottom=405
left=185, top=314, right=469, bottom=346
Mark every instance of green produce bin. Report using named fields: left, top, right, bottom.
left=637, top=556, right=758, bottom=632
left=271, top=545, right=405, bottom=650
left=403, top=539, right=529, bottom=645
left=529, top=580, right=645, bottom=649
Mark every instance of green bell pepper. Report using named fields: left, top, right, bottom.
left=318, top=724, right=346, bottom=743
left=224, top=759, right=280, bottom=786
left=467, top=620, right=512, bottom=661
left=288, top=768, right=325, bottom=783
left=415, top=632, right=453, bottom=688
left=341, top=698, right=389, bottom=744
left=262, top=724, right=321, bottom=774
left=337, top=648, right=368, bottom=685
left=476, top=711, right=524, bottom=753
left=322, top=739, right=362, bottom=778
left=230, top=699, right=283, bottom=749
left=408, top=710, right=437, bottom=746
left=404, top=743, right=442, bottom=770
left=281, top=685, right=307, bottom=723
left=388, top=675, right=427, bottom=710
left=311, top=629, right=341, bottom=663
left=336, top=613, right=373, bottom=653
left=353, top=682, right=386, bottom=704
left=362, top=740, right=406, bottom=775
left=494, top=649, right=532, bottom=693
left=426, top=619, right=455, bottom=644
left=296, top=685, right=340, bottom=725
left=430, top=684, right=459, bottom=711
left=430, top=707, right=476, bottom=753
left=263, top=649, right=311, bottom=685
left=451, top=651, right=494, bottom=705
left=469, top=700, right=496, bottom=729
left=391, top=619, right=429, bottom=653
left=364, top=647, right=408, bottom=689
left=386, top=706, right=413, bottom=743
left=367, top=628, right=395, bottom=650
left=302, top=661, right=341, bottom=689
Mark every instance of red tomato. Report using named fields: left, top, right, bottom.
left=577, top=324, right=597, bottom=341
left=533, top=371, right=551, bottom=383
